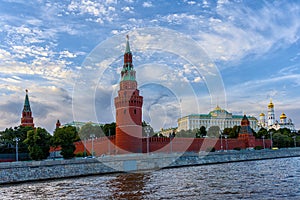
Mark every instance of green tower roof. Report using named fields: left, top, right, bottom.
left=23, top=89, right=31, bottom=112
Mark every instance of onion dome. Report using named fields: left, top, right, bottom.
left=280, top=113, right=287, bottom=119
left=268, top=100, right=274, bottom=108
left=215, top=105, right=221, bottom=110
left=259, top=113, right=265, bottom=117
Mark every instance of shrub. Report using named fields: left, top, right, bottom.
left=254, top=146, right=263, bottom=150
left=233, top=147, right=241, bottom=151
left=76, top=152, right=84, bottom=157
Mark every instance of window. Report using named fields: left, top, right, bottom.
left=124, top=109, right=126, bottom=114
left=134, top=109, right=136, bottom=114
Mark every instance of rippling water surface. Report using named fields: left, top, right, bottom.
left=1, top=157, right=300, bottom=199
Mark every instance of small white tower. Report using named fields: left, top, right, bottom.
left=259, top=112, right=266, bottom=127
left=267, top=99, right=275, bottom=126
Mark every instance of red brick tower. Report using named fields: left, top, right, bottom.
left=114, top=36, right=143, bottom=153
left=21, top=89, right=34, bottom=127
left=238, top=115, right=255, bottom=148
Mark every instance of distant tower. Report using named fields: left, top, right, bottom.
left=21, top=89, right=34, bottom=127
left=267, top=99, right=275, bottom=126
left=114, top=36, right=143, bottom=153
left=238, top=115, right=255, bottom=148
left=56, top=119, right=61, bottom=129
left=259, top=112, right=265, bottom=127
left=280, top=113, right=287, bottom=124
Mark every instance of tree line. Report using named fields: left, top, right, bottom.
left=0, top=122, right=116, bottom=161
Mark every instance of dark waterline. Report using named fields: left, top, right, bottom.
left=1, top=157, right=300, bottom=199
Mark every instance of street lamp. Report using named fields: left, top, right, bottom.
left=224, top=134, right=228, bottom=152
left=262, top=135, right=265, bottom=149
left=219, top=130, right=223, bottom=151
left=270, top=131, right=273, bottom=149
left=292, top=136, right=296, bottom=148
left=13, top=137, right=20, bottom=162
left=145, top=126, right=151, bottom=154
left=108, top=129, right=111, bottom=155
left=90, top=134, right=95, bottom=157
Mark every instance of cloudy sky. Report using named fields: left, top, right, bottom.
left=0, top=0, right=300, bottom=133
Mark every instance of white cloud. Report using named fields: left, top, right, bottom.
left=142, top=2, right=153, bottom=8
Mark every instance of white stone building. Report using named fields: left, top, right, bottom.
left=258, top=100, right=296, bottom=132
left=177, top=106, right=258, bottom=132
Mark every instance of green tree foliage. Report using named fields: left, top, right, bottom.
left=200, top=126, right=207, bottom=137
left=79, top=123, right=105, bottom=139
left=0, top=126, right=34, bottom=153
left=24, top=128, right=52, bottom=160
left=52, top=126, right=79, bottom=159
left=273, top=132, right=293, bottom=148
left=207, top=126, right=220, bottom=138
left=229, top=125, right=241, bottom=138
left=254, top=127, right=269, bottom=139
left=102, top=122, right=116, bottom=136
left=176, top=129, right=193, bottom=138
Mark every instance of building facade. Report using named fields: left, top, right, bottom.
left=258, top=100, right=296, bottom=132
left=114, top=36, right=143, bottom=153
left=177, top=106, right=258, bottom=132
left=20, top=89, right=34, bottom=127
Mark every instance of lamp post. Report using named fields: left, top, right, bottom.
left=262, top=135, right=265, bottom=149
left=84, top=137, right=87, bottom=157
left=108, top=129, right=111, bottom=155
left=145, top=126, right=151, bottom=154
left=90, top=134, right=95, bottom=157
left=270, top=131, right=273, bottom=149
left=220, top=130, right=223, bottom=151
left=13, top=137, right=20, bottom=162
left=224, top=134, right=228, bottom=152
left=292, top=136, right=296, bottom=148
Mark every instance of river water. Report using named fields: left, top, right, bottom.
left=1, top=157, right=300, bottom=200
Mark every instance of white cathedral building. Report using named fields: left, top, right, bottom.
left=258, top=100, right=296, bottom=132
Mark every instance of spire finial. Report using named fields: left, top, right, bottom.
left=125, top=35, right=131, bottom=53
left=26, top=89, right=28, bottom=93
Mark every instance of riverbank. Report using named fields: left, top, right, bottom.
left=1, top=148, right=300, bottom=185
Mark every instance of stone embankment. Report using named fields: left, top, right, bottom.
left=1, top=148, right=300, bottom=184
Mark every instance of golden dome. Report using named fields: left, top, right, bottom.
left=280, top=113, right=287, bottom=119
left=259, top=113, right=265, bottom=116
left=268, top=100, right=274, bottom=108
left=215, top=105, right=221, bottom=110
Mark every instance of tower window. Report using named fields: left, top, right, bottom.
left=124, top=109, right=126, bottom=114
left=134, top=109, right=136, bottom=114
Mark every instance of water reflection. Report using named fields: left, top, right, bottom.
left=108, top=172, right=150, bottom=199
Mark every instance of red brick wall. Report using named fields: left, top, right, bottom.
left=51, top=137, right=272, bottom=156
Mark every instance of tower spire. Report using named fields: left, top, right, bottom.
left=23, top=89, right=31, bottom=112
left=21, top=89, right=34, bottom=127
left=125, top=35, right=131, bottom=53
left=121, top=35, right=135, bottom=81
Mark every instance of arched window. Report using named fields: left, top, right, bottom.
left=134, top=109, right=136, bottom=114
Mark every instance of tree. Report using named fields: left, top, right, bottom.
left=102, top=122, right=116, bottom=136
left=273, top=132, right=293, bottom=148
left=198, top=126, right=207, bottom=138
left=24, top=127, right=52, bottom=160
left=229, top=125, right=240, bottom=138
left=52, top=126, right=79, bottom=159
left=79, top=123, right=105, bottom=140
left=207, top=126, right=220, bottom=138
left=0, top=126, right=34, bottom=154
left=254, top=127, right=269, bottom=139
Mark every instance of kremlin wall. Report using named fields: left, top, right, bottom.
left=50, top=37, right=272, bottom=156
left=17, top=36, right=300, bottom=158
